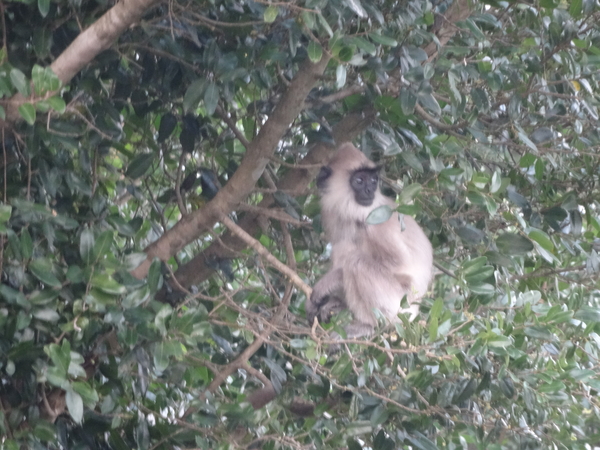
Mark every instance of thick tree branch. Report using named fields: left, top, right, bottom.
left=2, top=0, right=162, bottom=125
left=155, top=108, right=377, bottom=301
left=132, top=55, right=332, bottom=279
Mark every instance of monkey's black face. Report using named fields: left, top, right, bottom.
left=350, top=167, right=379, bottom=206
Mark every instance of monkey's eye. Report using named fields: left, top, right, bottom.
left=355, top=177, right=363, bottom=184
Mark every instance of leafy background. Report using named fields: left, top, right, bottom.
left=1, top=0, right=600, bottom=449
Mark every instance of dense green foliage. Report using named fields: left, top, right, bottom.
left=1, top=0, right=600, bottom=449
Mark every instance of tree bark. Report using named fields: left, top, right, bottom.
left=1, top=0, right=162, bottom=126
left=132, top=55, right=332, bottom=279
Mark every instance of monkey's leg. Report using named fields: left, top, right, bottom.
left=307, top=268, right=344, bottom=325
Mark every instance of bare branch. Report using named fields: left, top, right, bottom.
left=220, top=215, right=311, bottom=299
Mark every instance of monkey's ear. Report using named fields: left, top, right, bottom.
left=316, top=166, right=333, bottom=189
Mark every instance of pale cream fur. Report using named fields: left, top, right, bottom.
left=309, top=143, right=433, bottom=338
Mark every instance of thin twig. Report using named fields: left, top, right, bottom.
left=220, top=215, right=312, bottom=299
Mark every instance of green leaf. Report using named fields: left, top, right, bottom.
left=147, top=258, right=163, bottom=293
left=183, top=79, right=207, bottom=114
left=344, top=0, right=367, bottom=18
left=406, top=431, right=440, bottom=450
left=495, top=233, right=533, bottom=255
left=524, top=326, right=556, bottom=341
left=18, top=103, right=36, bottom=125
left=398, top=183, right=422, bottom=204
left=352, top=37, right=376, bottom=56
left=80, top=227, right=95, bottom=265
left=462, top=256, right=488, bottom=275
left=263, top=5, right=278, bottom=23
left=204, top=82, right=219, bottom=116
left=366, top=205, right=393, bottom=225
left=471, top=87, right=490, bottom=112
left=338, top=46, right=354, bottom=62
left=456, top=225, right=485, bottom=245
left=400, top=89, right=416, bottom=115
left=486, top=335, right=512, bottom=348
left=20, top=228, right=33, bottom=260
left=469, top=283, right=495, bottom=295
left=72, top=381, right=99, bottom=407
left=47, top=95, right=66, bottom=113
left=307, top=41, right=323, bottom=63
left=38, top=0, right=50, bottom=17
left=336, top=64, right=347, bottom=89
left=46, top=341, right=71, bottom=376
left=401, top=152, right=423, bottom=173
left=527, top=228, right=553, bottom=252
left=518, top=131, right=538, bottom=152
left=29, top=259, right=62, bottom=287
left=464, top=266, right=494, bottom=284
left=537, top=380, right=565, bottom=393
left=428, top=316, right=438, bottom=342
left=574, top=307, right=600, bottom=323
left=31, top=64, right=45, bottom=95
left=317, top=13, right=333, bottom=37
left=0, top=204, right=13, bottom=223
left=368, top=32, right=397, bottom=47
left=569, top=0, right=582, bottom=17
left=33, top=422, right=56, bottom=442
left=289, top=339, right=307, bottom=349
left=91, top=274, right=126, bottom=295
left=29, top=289, right=59, bottom=305
left=66, top=389, right=84, bottom=423
left=33, top=308, right=60, bottom=322
left=418, top=93, right=441, bottom=116
left=301, top=11, right=316, bottom=29
left=500, top=377, right=515, bottom=398
left=454, top=378, right=478, bottom=403
left=490, top=170, right=502, bottom=193
left=10, top=68, right=29, bottom=96
left=125, top=153, right=155, bottom=179
left=93, top=230, right=113, bottom=259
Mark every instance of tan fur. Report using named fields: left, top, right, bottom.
left=309, top=143, right=433, bottom=338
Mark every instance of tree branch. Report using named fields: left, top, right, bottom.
left=1, top=0, right=162, bottom=126
left=221, top=215, right=311, bottom=299
left=131, top=54, right=332, bottom=279
left=155, top=108, right=377, bottom=301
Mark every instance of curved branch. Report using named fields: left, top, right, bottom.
left=2, top=0, right=162, bottom=125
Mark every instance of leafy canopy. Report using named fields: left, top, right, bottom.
left=1, top=0, right=600, bottom=449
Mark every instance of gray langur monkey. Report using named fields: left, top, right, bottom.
left=306, top=143, right=433, bottom=339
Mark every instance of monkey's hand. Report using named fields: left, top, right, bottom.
left=306, top=291, right=328, bottom=326
left=307, top=269, right=345, bottom=325
left=308, top=295, right=346, bottom=325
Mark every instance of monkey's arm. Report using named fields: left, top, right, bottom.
left=307, top=268, right=344, bottom=325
